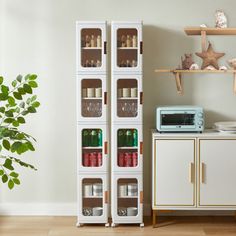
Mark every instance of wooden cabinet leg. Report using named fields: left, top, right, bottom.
left=153, top=210, right=157, bottom=227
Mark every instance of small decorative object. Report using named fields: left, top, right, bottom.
left=215, top=10, right=228, bottom=28
left=118, top=207, right=127, bottom=216
left=126, top=35, right=131, bottom=47
left=96, top=60, right=101, bottom=67
left=189, top=63, right=199, bottom=70
left=85, top=35, right=91, bottom=47
left=131, top=60, right=137, bottom=67
left=219, top=65, right=228, bottom=70
left=227, top=58, right=236, bottom=69
left=181, top=54, right=194, bottom=69
left=90, top=35, right=96, bottom=47
left=121, top=35, right=126, bottom=47
left=195, top=42, right=225, bottom=69
left=200, top=24, right=207, bottom=28
left=126, top=60, right=131, bottom=67
left=83, top=207, right=93, bottom=216
left=132, top=35, right=137, bottom=47
left=96, top=35, right=101, bottom=47
left=205, top=65, right=216, bottom=70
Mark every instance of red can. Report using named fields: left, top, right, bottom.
left=83, top=153, right=90, bottom=167
left=97, top=152, right=102, bottom=166
left=132, top=152, right=138, bottom=167
left=118, top=152, right=125, bottom=167
left=124, top=152, right=132, bottom=167
left=90, top=152, right=97, bottom=167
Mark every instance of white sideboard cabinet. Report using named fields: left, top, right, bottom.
left=152, top=130, right=236, bottom=226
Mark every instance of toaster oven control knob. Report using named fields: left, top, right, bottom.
left=198, top=121, right=203, bottom=126
left=198, top=112, right=203, bottom=118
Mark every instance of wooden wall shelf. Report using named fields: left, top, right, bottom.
left=184, top=27, right=236, bottom=36
left=155, top=69, right=236, bottom=95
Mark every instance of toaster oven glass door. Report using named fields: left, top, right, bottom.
left=161, top=112, right=196, bottom=129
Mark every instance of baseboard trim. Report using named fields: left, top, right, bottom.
left=0, top=202, right=234, bottom=216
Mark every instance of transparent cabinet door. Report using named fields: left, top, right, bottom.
left=78, top=124, right=108, bottom=172
left=111, top=124, right=143, bottom=172
left=77, top=75, right=107, bottom=123
left=112, top=75, right=142, bottom=123
left=78, top=174, right=108, bottom=224
left=112, top=22, right=142, bottom=74
left=112, top=174, right=143, bottom=224
left=76, top=21, right=107, bottom=73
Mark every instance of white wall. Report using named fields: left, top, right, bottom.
left=0, top=0, right=236, bottom=215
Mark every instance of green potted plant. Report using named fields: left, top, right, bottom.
left=0, top=74, right=40, bottom=189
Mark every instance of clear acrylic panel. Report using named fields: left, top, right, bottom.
left=117, top=129, right=138, bottom=167
left=82, top=178, right=103, bottom=216
left=81, top=79, right=102, bottom=117
left=117, top=178, right=138, bottom=216
left=117, top=28, right=138, bottom=68
left=82, top=129, right=103, bottom=167
left=81, top=28, right=102, bottom=68
left=117, top=79, right=138, bottom=117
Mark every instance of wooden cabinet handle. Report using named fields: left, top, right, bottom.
left=140, top=142, right=143, bottom=155
left=140, top=92, right=143, bottom=105
left=105, top=191, right=109, bottom=204
left=140, top=41, right=143, bottom=54
left=140, top=191, right=143, bottom=204
left=104, top=41, right=107, bottom=54
left=189, top=162, right=194, bottom=183
left=104, top=141, right=108, bottom=154
left=201, top=162, right=205, bottom=184
left=104, top=92, right=107, bottom=105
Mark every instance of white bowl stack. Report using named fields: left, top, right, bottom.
left=213, top=122, right=236, bottom=134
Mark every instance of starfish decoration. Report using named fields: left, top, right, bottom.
left=195, top=42, right=225, bottom=70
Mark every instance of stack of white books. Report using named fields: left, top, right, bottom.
left=213, top=121, right=236, bottom=134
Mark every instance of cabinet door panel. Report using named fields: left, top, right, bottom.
left=154, top=139, right=195, bottom=206
left=199, top=139, right=236, bottom=206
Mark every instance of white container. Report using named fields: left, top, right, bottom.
left=119, top=184, right=128, bottom=197
left=87, top=88, right=95, bottom=98
left=130, top=88, right=137, bottom=98
left=82, top=88, right=87, bottom=98
left=93, top=207, right=103, bottom=216
left=118, top=89, right=123, bottom=98
left=93, top=183, right=103, bottom=196
left=127, top=207, right=138, bottom=216
left=83, top=184, right=93, bottom=197
left=127, top=183, right=138, bottom=196
left=95, top=88, right=102, bottom=98
left=122, top=88, right=131, bottom=98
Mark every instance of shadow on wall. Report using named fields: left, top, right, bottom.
left=142, top=25, right=196, bottom=206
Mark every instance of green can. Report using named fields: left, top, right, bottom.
left=82, top=129, right=90, bottom=147
left=126, top=129, right=133, bottom=147
left=97, top=129, right=103, bottom=147
left=133, top=129, right=138, bottom=147
left=90, top=129, right=98, bottom=147
left=118, top=129, right=124, bottom=147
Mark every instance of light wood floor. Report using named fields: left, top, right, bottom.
left=0, top=216, right=236, bottom=236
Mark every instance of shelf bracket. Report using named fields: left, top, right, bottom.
left=234, top=73, right=236, bottom=94
left=201, top=30, right=207, bottom=52
left=173, top=72, right=183, bottom=95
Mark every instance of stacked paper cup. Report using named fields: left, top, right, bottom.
left=127, top=183, right=138, bottom=196
left=93, top=183, right=103, bottom=196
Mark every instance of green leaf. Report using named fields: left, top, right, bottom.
left=16, top=133, right=25, bottom=140
left=27, top=142, right=35, bottom=151
left=16, top=75, right=23, bottom=82
left=1, top=85, right=9, bottom=95
left=10, top=172, right=19, bottom=178
left=5, top=110, right=14, bottom=117
left=2, top=139, right=10, bottom=150
left=8, top=96, right=16, bottom=107
left=13, top=92, right=22, bottom=100
left=15, top=107, right=20, bottom=113
left=8, top=179, right=14, bottom=189
left=2, top=174, right=8, bottom=183
left=0, top=93, right=8, bottom=101
left=17, top=117, right=25, bottom=124
left=18, top=87, right=26, bottom=95
left=19, top=102, right=25, bottom=108
left=32, top=101, right=40, bottom=108
left=4, top=118, right=14, bottom=123
left=21, top=110, right=29, bottom=116
left=13, top=178, right=20, bottom=185
left=12, top=120, right=19, bottom=127
left=0, top=76, right=4, bottom=85
left=16, top=143, right=28, bottom=154
left=28, top=106, right=36, bottom=113
left=24, top=74, right=31, bottom=81
left=0, top=145, right=2, bottom=151
left=28, top=81, right=38, bottom=88
left=29, top=74, right=37, bottom=80
left=12, top=80, right=17, bottom=87
left=26, top=98, right=31, bottom=105
left=3, top=159, right=14, bottom=170
left=23, top=84, right=32, bottom=94
left=0, top=170, right=4, bottom=175
left=0, top=107, right=5, bottom=113
left=31, top=95, right=37, bottom=102
left=11, top=141, right=22, bottom=152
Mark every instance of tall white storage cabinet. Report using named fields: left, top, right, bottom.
left=76, top=21, right=109, bottom=227
left=111, top=21, right=144, bottom=227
